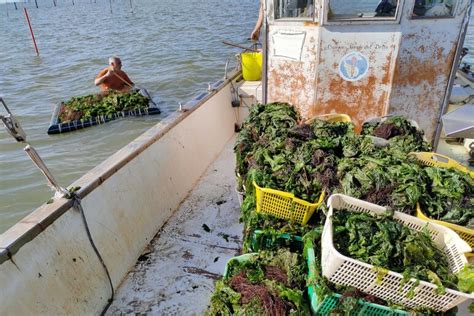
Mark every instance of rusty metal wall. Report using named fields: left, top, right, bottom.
left=388, top=0, right=470, bottom=141
left=266, top=0, right=471, bottom=140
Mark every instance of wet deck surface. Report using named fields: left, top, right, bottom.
left=107, top=136, right=243, bottom=315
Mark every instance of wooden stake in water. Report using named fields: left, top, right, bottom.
left=13, top=2, right=17, bottom=10
left=129, top=0, right=133, bottom=9
left=53, top=0, right=57, bottom=7
left=23, top=8, right=39, bottom=56
left=109, top=0, right=112, bottom=13
left=34, top=0, right=38, bottom=9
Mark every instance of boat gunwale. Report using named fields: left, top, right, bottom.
left=0, top=70, right=241, bottom=265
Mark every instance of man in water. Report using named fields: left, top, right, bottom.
left=94, top=56, right=134, bottom=92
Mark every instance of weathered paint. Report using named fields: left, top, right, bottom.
left=266, top=0, right=471, bottom=141
left=313, top=29, right=400, bottom=131
left=388, top=1, right=469, bottom=140
left=267, top=24, right=320, bottom=119
left=0, top=78, right=238, bottom=315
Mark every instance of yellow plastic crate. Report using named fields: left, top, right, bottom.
left=305, top=113, right=352, bottom=124
left=253, top=181, right=325, bottom=225
left=410, top=152, right=474, bottom=257
left=416, top=204, right=474, bottom=257
left=410, top=152, right=474, bottom=178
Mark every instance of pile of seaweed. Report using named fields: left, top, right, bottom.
left=236, top=103, right=473, bottom=228
left=206, top=250, right=309, bottom=315
left=206, top=103, right=473, bottom=315
left=59, top=90, right=150, bottom=123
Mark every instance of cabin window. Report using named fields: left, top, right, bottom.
left=327, top=0, right=399, bottom=20
left=274, top=0, right=316, bottom=19
left=412, top=0, right=456, bottom=18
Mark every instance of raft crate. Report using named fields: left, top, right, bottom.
left=410, top=152, right=474, bottom=253
left=306, top=244, right=408, bottom=316
left=322, top=194, right=473, bottom=312
left=253, top=181, right=325, bottom=225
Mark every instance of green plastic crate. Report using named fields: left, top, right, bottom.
left=306, top=245, right=408, bottom=316
left=250, top=229, right=303, bottom=252
left=223, top=253, right=257, bottom=279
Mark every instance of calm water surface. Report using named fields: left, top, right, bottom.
left=0, top=0, right=258, bottom=233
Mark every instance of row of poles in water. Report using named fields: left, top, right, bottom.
left=3, top=0, right=135, bottom=56
left=3, top=0, right=134, bottom=15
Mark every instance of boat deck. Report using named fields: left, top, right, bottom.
left=106, top=136, right=243, bottom=315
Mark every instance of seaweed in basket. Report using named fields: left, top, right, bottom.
left=206, top=249, right=310, bottom=315
left=335, top=154, right=425, bottom=215
left=419, top=166, right=474, bottom=228
left=303, top=227, right=462, bottom=316
left=303, top=228, right=391, bottom=314
left=235, top=103, right=353, bottom=204
left=360, top=116, right=432, bottom=154
left=331, top=210, right=467, bottom=294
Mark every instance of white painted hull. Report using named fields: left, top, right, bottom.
left=0, top=73, right=246, bottom=315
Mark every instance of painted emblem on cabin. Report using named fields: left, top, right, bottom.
left=338, top=52, right=369, bottom=82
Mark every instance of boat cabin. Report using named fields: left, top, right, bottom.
left=260, top=0, right=471, bottom=142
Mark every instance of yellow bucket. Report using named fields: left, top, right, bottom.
left=241, top=52, right=262, bottom=81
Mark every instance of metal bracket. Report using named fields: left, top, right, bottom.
left=0, top=97, right=27, bottom=142
left=0, top=97, right=68, bottom=198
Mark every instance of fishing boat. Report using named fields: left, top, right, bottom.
left=1, top=0, right=473, bottom=314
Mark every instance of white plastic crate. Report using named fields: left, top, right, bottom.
left=322, top=194, right=473, bottom=312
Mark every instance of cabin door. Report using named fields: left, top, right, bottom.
left=311, top=0, right=404, bottom=130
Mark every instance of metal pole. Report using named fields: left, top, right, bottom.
left=24, top=146, right=69, bottom=198
left=24, top=8, right=40, bottom=56
left=433, top=3, right=472, bottom=150
left=263, top=0, right=268, bottom=104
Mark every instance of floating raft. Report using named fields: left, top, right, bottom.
left=47, top=100, right=161, bottom=134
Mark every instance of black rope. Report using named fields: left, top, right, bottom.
left=72, top=195, right=114, bottom=315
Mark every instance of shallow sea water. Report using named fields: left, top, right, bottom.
left=0, top=0, right=258, bottom=233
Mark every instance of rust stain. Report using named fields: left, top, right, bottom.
left=392, top=56, right=445, bottom=87
left=437, top=47, right=444, bottom=60
left=269, top=61, right=314, bottom=117
left=389, top=31, right=458, bottom=141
